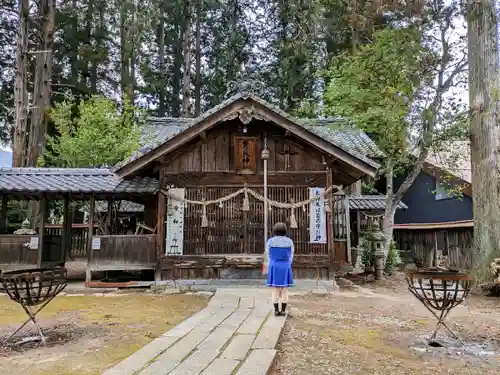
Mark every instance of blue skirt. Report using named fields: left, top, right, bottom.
left=266, top=260, right=294, bottom=287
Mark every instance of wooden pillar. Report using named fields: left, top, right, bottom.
left=61, top=196, right=71, bottom=265
left=356, top=211, right=361, bottom=247
left=37, top=198, right=46, bottom=267
left=345, top=194, right=352, bottom=264
left=0, top=195, right=7, bottom=234
left=326, top=166, right=335, bottom=278
left=85, top=195, right=95, bottom=284
left=106, top=198, right=113, bottom=235
left=156, top=191, right=166, bottom=281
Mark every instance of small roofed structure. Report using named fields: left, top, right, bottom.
left=347, top=195, right=407, bottom=250
left=0, top=168, right=159, bottom=275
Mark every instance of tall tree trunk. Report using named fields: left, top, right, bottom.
left=93, top=0, right=106, bottom=92
left=83, top=0, right=94, bottom=88
left=194, top=0, right=202, bottom=116
left=382, top=159, right=396, bottom=256
left=171, top=8, right=183, bottom=116
left=70, top=0, right=79, bottom=89
left=120, top=1, right=132, bottom=101
left=12, top=0, right=30, bottom=168
left=158, top=1, right=166, bottom=116
left=27, top=0, right=56, bottom=167
left=467, top=0, right=500, bottom=283
left=181, top=0, right=192, bottom=117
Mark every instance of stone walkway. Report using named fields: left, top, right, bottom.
left=102, top=288, right=285, bottom=375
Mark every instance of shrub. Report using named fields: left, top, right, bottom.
left=384, top=240, right=402, bottom=276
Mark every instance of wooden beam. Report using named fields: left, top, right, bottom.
left=0, top=195, right=7, bottom=234
left=326, top=167, right=335, bottom=279
left=345, top=194, right=352, bottom=264
left=37, top=199, right=46, bottom=267
left=162, top=171, right=329, bottom=188
left=106, top=198, right=113, bottom=234
left=156, top=191, right=166, bottom=281
left=86, top=195, right=95, bottom=284
left=61, top=196, right=71, bottom=264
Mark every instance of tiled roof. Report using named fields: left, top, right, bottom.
left=348, top=195, right=407, bottom=210
left=424, top=141, right=471, bottom=183
left=0, top=168, right=159, bottom=194
left=115, top=97, right=381, bottom=172
left=302, top=119, right=381, bottom=159
left=115, top=92, right=381, bottom=172
left=88, top=200, right=145, bottom=213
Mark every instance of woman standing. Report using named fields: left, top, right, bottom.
left=264, top=222, right=294, bottom=316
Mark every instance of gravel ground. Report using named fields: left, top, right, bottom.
left=270, top=273, right=500, bottom=375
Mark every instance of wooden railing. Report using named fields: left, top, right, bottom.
left=0, top=235, right=38, bottom=268
left=89, top=234, right=156, bottom=270
left=44, top=224, right=96, bottom=259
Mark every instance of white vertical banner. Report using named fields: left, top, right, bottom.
left=309, top=187, right=327, bottom=244
left=165, top=188, right=185, bottom=255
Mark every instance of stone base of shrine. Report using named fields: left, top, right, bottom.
left=158, top=254, right=333, bottom=281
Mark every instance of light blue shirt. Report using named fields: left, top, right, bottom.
left=264, top=236, right=294, bottom=264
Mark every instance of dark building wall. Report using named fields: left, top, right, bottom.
left=394, top=171, right=473, bottom=224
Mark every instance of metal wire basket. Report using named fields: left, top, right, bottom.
left=406, top=270, right=473, bottom=343
left=1, top=267, right=67, bottom=306
left=0, top=267, right=67, bottom=344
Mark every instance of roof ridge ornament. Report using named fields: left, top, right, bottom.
left=224, top=78, right=266, bottom=99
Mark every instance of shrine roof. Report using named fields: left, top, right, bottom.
left=114, top=80, right=381, bottom=178
left=0, top=168, right=159, bottom=199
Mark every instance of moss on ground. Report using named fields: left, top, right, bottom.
left=0, top=294, right=208, bottom=375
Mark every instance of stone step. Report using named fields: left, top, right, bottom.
left=201, top=358, right=240, bottom=375
left=222, top=334, right=256, bottom=361
left=235, top=349, right=277, bottom=375
left=101, top=335, right=178, bottom=375
left=252, top=314, right=286, bottom=349
left=139, top=329, right=210, bottom=375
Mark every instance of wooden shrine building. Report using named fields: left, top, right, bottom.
left=0, top=80, right=381, bottom=283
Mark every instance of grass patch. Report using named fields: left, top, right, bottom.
left=320, top=326, right=413, bottom=359
left=0, top=294, right=208, bottom=375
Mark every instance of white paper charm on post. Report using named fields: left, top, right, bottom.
left=165, top=188, right=185, bottom=255
left=309, top=187, right=327, bottom=244
left=92, top=237, right=101, bottom=250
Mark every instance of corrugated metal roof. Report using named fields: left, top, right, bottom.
left=0, top=168, right=159, bottom=194
left=114, top=93, right=381, bottom=171
left=348, top=195, right=407, bottom=210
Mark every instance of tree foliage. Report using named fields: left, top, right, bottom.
left=46, top=96, right=142, bottom=168
left=324, top=27, right=427, bottom=160
left=321, top=0, right=468, bottom=253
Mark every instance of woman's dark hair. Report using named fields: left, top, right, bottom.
left=273, top=222, right=287, bottom=236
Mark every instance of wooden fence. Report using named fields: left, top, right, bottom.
left=44, top=224, right=96, bottom=259
left=0, top=234, right=38, bottom=268
left=89, top=234, right=157, bottom=270
left=394, top=227, right=474, bottom=269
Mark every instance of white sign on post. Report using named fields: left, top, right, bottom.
left=92, top=237, right=101, bottom=250
left=165, top=188, right=185, bottom=255
left=309, top=187, right=327, bottom=244
left=29, top=236, right=39, bottom=250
